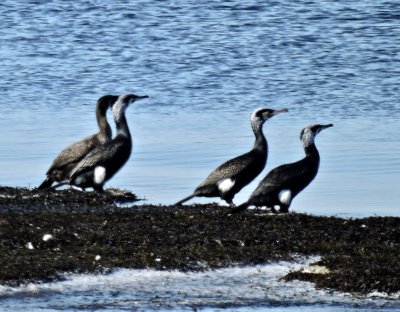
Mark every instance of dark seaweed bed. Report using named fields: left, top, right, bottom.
left=0, top=186, right=399, bottom=295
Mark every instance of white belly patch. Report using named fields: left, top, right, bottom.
left=94, top=166, right=106, bottom=185
left=217, top=178, right=235, bottom=193
left=278, top=189, right=292, bottom=205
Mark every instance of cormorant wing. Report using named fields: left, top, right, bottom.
left=251, top=158, right=313, bottom=197
left=69, top=140, right=124, bottom=179
left=197, top=150, right=260, bottom=188
left=46, top=134, right=98, bottom=174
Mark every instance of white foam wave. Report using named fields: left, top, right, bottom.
left=0, top=257, right=399, bottom=311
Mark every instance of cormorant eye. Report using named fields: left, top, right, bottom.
left=256, top=109, right=270, bottom=118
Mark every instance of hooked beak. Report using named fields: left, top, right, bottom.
left=320, top=124, right=334, bottom=131
left=272, top=108, right=289, bottom=116
left=136, top=95, right=149, bottom=101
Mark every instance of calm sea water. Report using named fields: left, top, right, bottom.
left=1, top=0, right=399, bottom=310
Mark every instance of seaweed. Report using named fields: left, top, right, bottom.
left=0, top=186, right=399, bottom=295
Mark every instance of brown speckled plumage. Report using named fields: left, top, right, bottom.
left=68, top=94, right=148, bottom=192
left=38, top=95, right=117, bottom=189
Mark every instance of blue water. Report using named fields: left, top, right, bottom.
left=1, top=0, right=400, bottom=310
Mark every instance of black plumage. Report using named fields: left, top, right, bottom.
left=175, top=108, right=288, bottom=206
left=66, top=93, right=148, bottom=192
left=38, top=95, right=117, bottom=189
left=231, top=124, right=333, bottom=213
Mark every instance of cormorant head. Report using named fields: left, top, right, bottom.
left=97, top=95, right=119, bottom=115
left=112, top=93, right=149, bottom=109
left=300, top=124, right=333, bottom=146
left=122, top=93, right=149, bottom=106
left=111, top=93, right=149, bottom=121
left=251, top=108, right=288, bottom=126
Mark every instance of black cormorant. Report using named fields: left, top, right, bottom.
left=65, top=93, right=148, bottom=192
left=231, top=124, right=333, bottom=213
left=175, top=107, right=288, bottom=206
left=38, top=95, right=118, bottom=189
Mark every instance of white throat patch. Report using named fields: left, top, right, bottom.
left=250, top=109, right=264, bottom=130
left=112, top=96, right=127, bottom=123
left=217, top=178, right=235, bottom=193
left=301, top=128, right=316, bottom=147
left=250, top=110, right=258, bottom=121
left=94, top=166, right=106, bottom=185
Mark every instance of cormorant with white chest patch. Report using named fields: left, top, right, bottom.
left=231, top=124, right=333, bottom=213
left=175, top=107, right=288, bottom=206
left=38, top=95, right=117, bottom=189
left=66, top=93, right=148, bottom=192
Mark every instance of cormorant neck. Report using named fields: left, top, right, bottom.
left=112, top=98, right=131, bottom=139
left=251, top=121, right=267, bottom=153
left=304, top=143, right=320, bottom=160
left=115, top=114, right=131, bottom=139
left=96, top=109, right=112, bottom=139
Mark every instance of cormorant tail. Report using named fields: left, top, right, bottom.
left=50, top=181, right=69, bottom=190
left=229, top=202, right=250, bottom=214
left=174, top=194, right=195, bottom=206
left=36, top=181, right=68, bottom=193
left=37, top=177, right=53, bottom=190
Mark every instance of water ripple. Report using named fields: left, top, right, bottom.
left=0, top=0, right=399, bottom=216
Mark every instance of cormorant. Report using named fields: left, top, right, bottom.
left=231, top=124, right=333, bottom=213
left=38, top=95, right=118, bottom=189
left=66, top=93, right=148, bottom=192
left=175, top=107, right=288, bottom=206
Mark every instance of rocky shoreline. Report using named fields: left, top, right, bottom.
left=0, top=186, right=399, bottom=295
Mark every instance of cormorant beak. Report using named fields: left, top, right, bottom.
left=135, top=95, right=149, bottom=101
left=271, top=108, right=289, bottom=116
left=315, top=123, right=333, bottom=135
left=129, top=95, right=149, bottom=105
left=319, top=124, right=334, bottom=131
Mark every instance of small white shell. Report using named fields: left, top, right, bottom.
left=42, top=234, right=53, bottom=242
